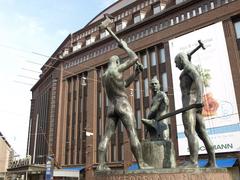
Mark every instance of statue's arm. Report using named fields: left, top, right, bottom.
left=125, top=62, right=143, bottom=88
left=125, top=74, right=136, bottom=88
left=162, top=93, right=169, bottom=108
left=118, top=40, right=138, bottom=72
left=147, top=101, right=160, bottom=119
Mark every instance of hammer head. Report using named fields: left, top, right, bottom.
left=198, top=40, right=205, bottom=50
left=99, top=13, right=114, bottom=30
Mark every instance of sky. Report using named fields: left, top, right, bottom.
left=0, top=0, right=117, bottom=158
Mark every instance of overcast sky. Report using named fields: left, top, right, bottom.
left=0, top=0, right=117, bottom=157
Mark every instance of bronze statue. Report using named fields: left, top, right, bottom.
left=174, top=50, right=216, bottom=168
left=97, top=14, right=152, bottom=171
left=142, top=77, right=170, bottom=140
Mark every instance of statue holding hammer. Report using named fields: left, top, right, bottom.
left=97, top=14, right=152, bottom=171
left=175, top=40, right=216, bottom=168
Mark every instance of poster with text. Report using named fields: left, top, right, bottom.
left=169, top=22, right=240, bottom=155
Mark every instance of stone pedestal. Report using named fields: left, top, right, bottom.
left=142, top=140, right=176, bottom=168
left=95, top=168, right=234, bottom=180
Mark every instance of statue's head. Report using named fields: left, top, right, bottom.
left=174, top=52, right=188, bottom=70
left=150, top=76, right=160, bottom=93
left=109, top=55, right=120, bottom=67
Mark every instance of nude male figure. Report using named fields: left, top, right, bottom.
left=97, top=39, right=152, bottom=171
left=175, top=52, right=216, bottom=168
left=142, top=77, right=170, bottom=140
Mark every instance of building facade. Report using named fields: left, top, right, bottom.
left=27, top=0, right=240, bottom=179
left=0, top=132, right=13, bottom=179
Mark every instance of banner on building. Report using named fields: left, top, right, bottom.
left=45, top=156, right=53, bottom=180
left=169, top=21, right=240, bottom=155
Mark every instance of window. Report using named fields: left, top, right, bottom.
left=121, top=144, right=124, bottom=160
left=145, top=108, right=150, bottom=118
left=63, top=47, right=69, bottom=56
left=133, top=11, right=146, bottom=24
left=159, top=48, right=166, bottom=63
left=105, top=96, right=109, bottom=107
left=98, top=92, right=102, bottom=108
left=181, top=14, right=185, bottom=21
left=234, top=21, right=240, bottom=39
left=142, top=53, right=148, bottom=69
left=72, top=42, right=82, bottom=51
left=86, top=36, right=96, bottom=46
left=187, top=12, right=190, bottom=19
left=150, top=50, right=157, bottom=66
left=134, top=13, right=141, bottom=24
left=198, top=7, right=202, bottom=14
left=116, top=20, right=127, bottom=32
left=203, top=4, right=208, bottom=12
left=176, top=16, right=179, bottom=24
left=136, top=110, right=141, bottom=129
left=116, top=22, right=122, bottom=32
left=176, top=0, right=186, bottom=4
left=162, top=72, right=168, bottom=92
left=99, top=118, right=102, bottom=135
left=100, top=30, right=109, bottom=39
left=153, top=4, right=161, bottom=14
left=86, top=37, right=91, bottom=46
left=192, top=10, right=196, bottom=17
left=136, top=80, right=140, bottom=99
left=113, top=145, right=117, bottom=161
left=144, top=78, right=149, bottom=97
left=210, top=2, right=215, bottom=9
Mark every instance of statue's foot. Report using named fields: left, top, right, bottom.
left=96, top=163, right=111, bottom=171
left=204, top=161, right=217, bottom=168
left=178, top=161, right=199, bottom=168
left=138, top=162, right=154, bottom=170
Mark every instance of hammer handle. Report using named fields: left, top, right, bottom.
left=106, top=26, right=141, bottom=65
left=106, top=27, right=122, bottom=45
left=157, top=103, right=204, bottom=122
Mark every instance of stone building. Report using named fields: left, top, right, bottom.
left=27, top=0, right=240, bottom=179
left=0, top=132, right=12, bottom=179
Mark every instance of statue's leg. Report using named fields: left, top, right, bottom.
left=97, top=112, right=118, bottom=171
left=160, top=119, right=170, bottom=140
left=117, top=99, right=152, bottom=169
left=196, top=113, right=216, bottom=167
left=181, top=109, right=199, bottom=167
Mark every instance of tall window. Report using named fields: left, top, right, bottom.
left=113, top=145, right=117, bottom=161
left=162, top=72, right=168, bottom=92
left=136, top=110, right=141, bottom=129
left=159, top=48, right=166, bottom=63
left=144, top=78, right=149, bottom=97
left=121, top=144, right=124, bottom=160
left=198, top=7, right=202, bottom=14
left=136, top=80, right=140, bottom=99
left=142, top=53, right=148, bottom=69
left=234, top=20, right=240, bottom=39
left=150, top=50, right=157, bottom=66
